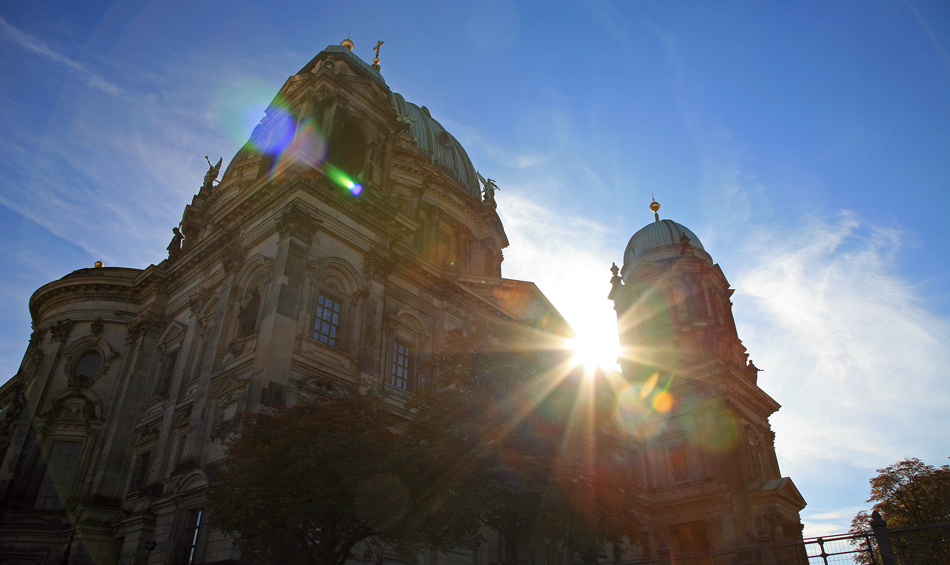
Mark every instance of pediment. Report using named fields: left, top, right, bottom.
left=755, top=477, right=807, bottom=511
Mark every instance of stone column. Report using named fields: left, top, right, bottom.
left=409, top=185, right=425, bottom=220
left=252, top=203, right=321, bottom=400
left=179, top=244, right=246, bottom=465
left=381, top=134, right=394, bottom=196
left=358, top=251, right=395, bottom=383
left=90, top=312, right=166, bottom=498
left=151, top=294, right=206, bottom=482
left=428, top=210, right=441, bottom=263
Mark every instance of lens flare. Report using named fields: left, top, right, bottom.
left=612, top=370, right=676, bottom=438
left=652, top=391, right=673, bottom=413
left=325, top=165, right=364, bottom=196
left=640, top=372, right=658, bottom=399
left=214, top=81, right=286, bottom=147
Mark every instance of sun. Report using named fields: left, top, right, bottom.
left=567, top=328, right=621, bottom=374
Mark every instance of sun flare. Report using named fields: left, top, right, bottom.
left=567, top=330, right=621, bottom=374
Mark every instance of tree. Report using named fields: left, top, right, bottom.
left=207, top=387, right=426, bottom=565
left=849, top=457, right=950, bottom=564
left=398, top=322, right=643, bottom=564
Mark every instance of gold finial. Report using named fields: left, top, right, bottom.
left=649, top=193, right=660, bottom=222
left=341, top=33, right=354, bottom=51
left=372, top=40, right=384, bottom=71
left=94, top=255, right=103, bottom=269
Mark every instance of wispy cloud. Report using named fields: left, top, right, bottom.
left=800, top=506, right=865, bottom=538
left=733, top=213, right=950, bottom=466
left=0, top=15, right=123, bottom=97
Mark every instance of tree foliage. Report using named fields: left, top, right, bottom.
left=207, top=387, right=426, bottom=565
left=849, top=457, right=950, bottom=564
left=398, top=322, right=643, bottom=563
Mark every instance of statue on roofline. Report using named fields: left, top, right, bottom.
left=167, top=226, right=184, bottom=261
left=202, top=156, right=222, bottom=191
left=477, top=172, right=499, bottom=202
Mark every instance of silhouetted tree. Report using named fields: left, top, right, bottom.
left=207, top=387, right=427, bottom=565
left=398, top=322, right=644, bottom=563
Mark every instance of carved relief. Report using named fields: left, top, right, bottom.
left=50, top=319, right=74, bottom=343
left=90, top=318, right=104, bottom=336
left=42, top=394, right=100, bottom=431
left=126, top=313, right=170, bottom=345
left=349, top=288, right=369, bottom=305
left=188, top=287, right=212, bottom=316
left=222, top=244, right=247, bottom=276
left=0, top=381, right=25, bottom=436
left=276, top=205, right=321, bottom=244
left=364, top=251, right=395, bottom=283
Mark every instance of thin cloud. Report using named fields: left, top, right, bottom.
left=800, top=506, right=865, bottom=538
left=0, top=15, right=123, bottom=97
left=733, top=213, right=950, bottom=468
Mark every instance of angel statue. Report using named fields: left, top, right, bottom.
left=202, top=156, right=222, bottom=191
left=476, top=172, right=499, bottom=202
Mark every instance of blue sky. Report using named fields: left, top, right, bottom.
left=1, top=0, right=948, bottom=538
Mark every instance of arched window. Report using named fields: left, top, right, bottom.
left=383, top=311, right=430, bottom=392
left=313, top=293, right=342, bottom=347
left=236, top=287, right=261, bottom=339
left=307, top=257, right=365, bottom=354
left=329, top=121, right=368, bottom=178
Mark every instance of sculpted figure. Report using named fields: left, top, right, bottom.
left=477, top=172, right=499, bottom=202
left=167, top=227, right=184, bottom=260
left=202, top=156, right=222, bottom=191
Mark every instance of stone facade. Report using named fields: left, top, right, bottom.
left=0, top=42, right=803, bottom=565
left=608, top=217, right=806, bottom=560
left=0, top=43, right=568, bottom=565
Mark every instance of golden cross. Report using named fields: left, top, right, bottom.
left=374, top=40, right=384, bottom=58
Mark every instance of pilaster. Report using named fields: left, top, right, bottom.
left=252, top=202, right=321, bottom=398
left=359, top=250, right=395, bottom=383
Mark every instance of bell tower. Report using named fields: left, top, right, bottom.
left=608, top=200, right=806, bottom=559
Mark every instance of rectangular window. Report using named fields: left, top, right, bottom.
left=181, top=508, right=203, bottom=565
left=34, top=441, right=83, bottom=510
left=157, top=350, right=178, bottom=396
left=313, top=294, right=341, bottom=347
left=131, top=451, right=151, bottom=492
left=260, top=379, right=286, bottom=407
left=669, top=443, right=689, bottom=482
left=391, top=341, right=412, bottom=390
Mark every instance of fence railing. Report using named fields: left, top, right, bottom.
left=588, top=511, right=950, bottom=565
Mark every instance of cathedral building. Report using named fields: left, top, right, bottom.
left=0, top=39, right=803, bottom=565
left=608, top=202, right=806, bottom=558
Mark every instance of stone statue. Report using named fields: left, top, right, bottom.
left=202, top=156, right=222, bottom=191
left=167, top=227, right=184, bottom=261
left=396, top=113, right=417, bottom=132
left=477, top=172, right=499, bottom=202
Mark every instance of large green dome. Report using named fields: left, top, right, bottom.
left=389, top=92, right=480, bottom=198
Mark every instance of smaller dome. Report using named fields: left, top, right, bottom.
left=623, top=219, right=703, bottom=265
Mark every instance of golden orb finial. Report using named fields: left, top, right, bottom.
left=650, top=193, right=660, bottom=222
left=94, top=259, right=103, bottom=268
left=341, top=38, right=354, bottom=51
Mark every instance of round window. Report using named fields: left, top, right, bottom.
left=74, top=351, right=103, bottom=378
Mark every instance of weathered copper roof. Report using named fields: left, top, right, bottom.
left=389, top=92, right=481, bottom=199
left=223, top=46, right=481, bottom=200
left=623, top=219, right=704, bottom=265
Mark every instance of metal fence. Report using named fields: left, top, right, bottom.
left=597, top=512, right=950, bottom=565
